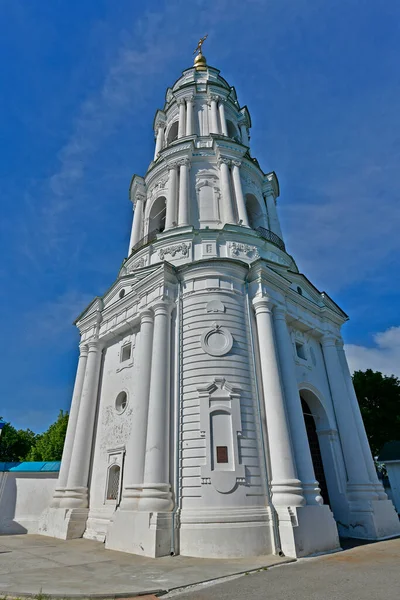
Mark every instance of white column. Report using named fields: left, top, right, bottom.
left=273, top=308, right=323, bottom=505
left=337, top=342, right=387, bottom=500
left=139, top=301, right=174, bottom=512
left=120, top=310, right=154, bottom=509
left=128, top=194, right=145, bottom=253
left=231, top=161, right=249, bottom=227
left=154, top=124, right=164, bottom=159
left=253, top=297, right=305, bottom=507
left=321, top=335, right=378, bottom=500
left=165, top=163, right=178, bottom=230
left=264, top=191, right=283, bottom=239
left=218, top=99, right=228, bottom=136
left=218, top=157, right=235, bottom=224
left=61, top=340, right=103, bottom=508
left=185, top=95, right=194, bottom=136
left=51, top=344, right=88, bottom=507
left=178, top=99, right=186, bottom=138
left=178, top=158, right=190, bottom=227
left=209, top=95, right=219, bottom=134
left=239, top=124, right=249, bottom=146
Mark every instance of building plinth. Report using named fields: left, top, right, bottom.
left=106, top=510, right=173, bottom=558
left=38, top=507, right=89, bottom=540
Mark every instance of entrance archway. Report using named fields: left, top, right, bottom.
left=301, top=397, right=330, bottom=506
left=299, top=386, right=348, bottom=524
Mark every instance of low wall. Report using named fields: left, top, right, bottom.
left=0, top=466, right=59, bottom=534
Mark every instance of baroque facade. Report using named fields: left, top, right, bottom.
left=39, top=48, right=400, bottom=558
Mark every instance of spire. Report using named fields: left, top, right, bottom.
left=193, top=34, right=208, bottom=71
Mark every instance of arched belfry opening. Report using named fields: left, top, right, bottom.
left=166, top=121, right=179, bottom=145
left=148, top=196, right=166, bottom=234
left=245, top=193, right=266, bottom=230
left=226, top=119, right=239, bottom=141
left=301, top=396, right=331, bottom=507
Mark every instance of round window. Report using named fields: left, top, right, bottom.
left=297, top=286, right=303, bottom=295
left=119, top=289, right=126, bottom=299
left=115, top=391, right=128, bottom=414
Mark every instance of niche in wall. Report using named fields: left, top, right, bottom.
left=198, top=378, right=245, bottom=493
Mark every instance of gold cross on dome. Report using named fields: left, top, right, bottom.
left=194, top=34, right=208, bottom=55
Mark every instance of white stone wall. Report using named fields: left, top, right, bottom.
left=85, top=331, right=139, bottom=540
left=178, top=263, right=271, bottom=557
left=0, top=472, right=58, bottom=534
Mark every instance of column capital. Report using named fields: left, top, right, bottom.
left=134, top=192, right=146, bottom=207
left=208, top=94, right=219, bottom=104
left=273, top=305, right=287, bottom=321
left=177, top=157, right=191, bottom=167
left=177, top=97, right=186, bottom=106
left=185, top=94, right=195, bottom=103
left=252, top=295, right=274, bottom=314
left=140, top=308, right=154, bottom=325
left=152, top=298, right=175, bottom=316
left=262, top=187, right=275, bottom=201
left=78, top=343, right=89, bottom=357
left=321, top=333, right=340, bottom=348
left=231, top=159, right=242, bottom=168
left=87, top=339, right=102, bottom=351
left=167, top=161, right=179, bottom=171
left=217, top=156, right=231, bottom=167
left=154, top=119, right=165, bottom=131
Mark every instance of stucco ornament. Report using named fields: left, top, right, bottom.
left=228, top=242, right=260, bottom=260
left=201, top=322, right=233, bottom=357
left=159, top=242, right=190, bottom=260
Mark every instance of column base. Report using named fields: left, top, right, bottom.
left=179, top=507, right=273, bottom=558
left=339, top=498, right=400, bottom=540
left=58, top=486, right=88, bottom=508
left=276, top=504, right=340, bottom=558
left=38, top=507, right=89, bottom=540
left=138, top=483, right=174, bottom=512
left=106, top=509, right=173, bottom=557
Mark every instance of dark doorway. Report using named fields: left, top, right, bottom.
left=301, top=397, right=331, bottom=506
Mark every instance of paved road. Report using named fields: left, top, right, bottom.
left=165, top=538, right=400, bottom=600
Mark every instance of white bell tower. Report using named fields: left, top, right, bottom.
left=40, top=42, right=400, bottom=558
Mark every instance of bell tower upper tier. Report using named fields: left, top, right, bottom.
left=126, top=49, right=288, bottom=270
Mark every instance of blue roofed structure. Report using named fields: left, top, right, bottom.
left=0, top=461, right=60, bottom=472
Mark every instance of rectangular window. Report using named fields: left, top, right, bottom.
left=295, top=342, right=307, bottom=360
left=121, top=344, right=131, bottom=362
left=216, top=446, right=229, bottom=464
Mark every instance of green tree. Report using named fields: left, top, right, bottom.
left=0, top=419, right=37, bottom=462
left=27, top=410, right=69, bottom=461
left=353, top=369, right=400, bottom=457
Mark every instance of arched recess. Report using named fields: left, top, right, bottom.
left=148, top=195, right=166, bottom=234
left=298, top=385, right=347, bottom=521
left=166, top=120, right=179, bottom=145
left=245, top=193, right=268, bottom=230
left=226, top=119, right=239, bottom=141
left=106, top=464, right=121, bottom=503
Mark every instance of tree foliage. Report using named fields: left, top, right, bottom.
left=26, top=411, right=69, bottom=461
left=353, top=369, right=400, bottom=457
left=0, top=421, right=38, bottom=462
left=0, top=411, right=68, bottom=462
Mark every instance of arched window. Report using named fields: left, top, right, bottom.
left=226, top=119, right=239, bottom=141
left=166, top=121, right=179, bottom=145
left=148, top=196, right=166, bottom=233
left=106, top=464, right=121, bottom=502
left=245, top=193, right=266, bottom=230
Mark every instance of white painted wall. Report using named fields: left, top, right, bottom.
left=385, top=463, right=400, bottom=513
left=0, top=472, right=58, bottom=534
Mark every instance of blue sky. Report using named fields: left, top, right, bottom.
left=1, top=0, right=399, bottom=432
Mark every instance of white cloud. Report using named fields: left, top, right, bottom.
left=345, top=326, right=400, bottom=378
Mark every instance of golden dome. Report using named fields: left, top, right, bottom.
left=194, top=52, right=207, bottom=71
